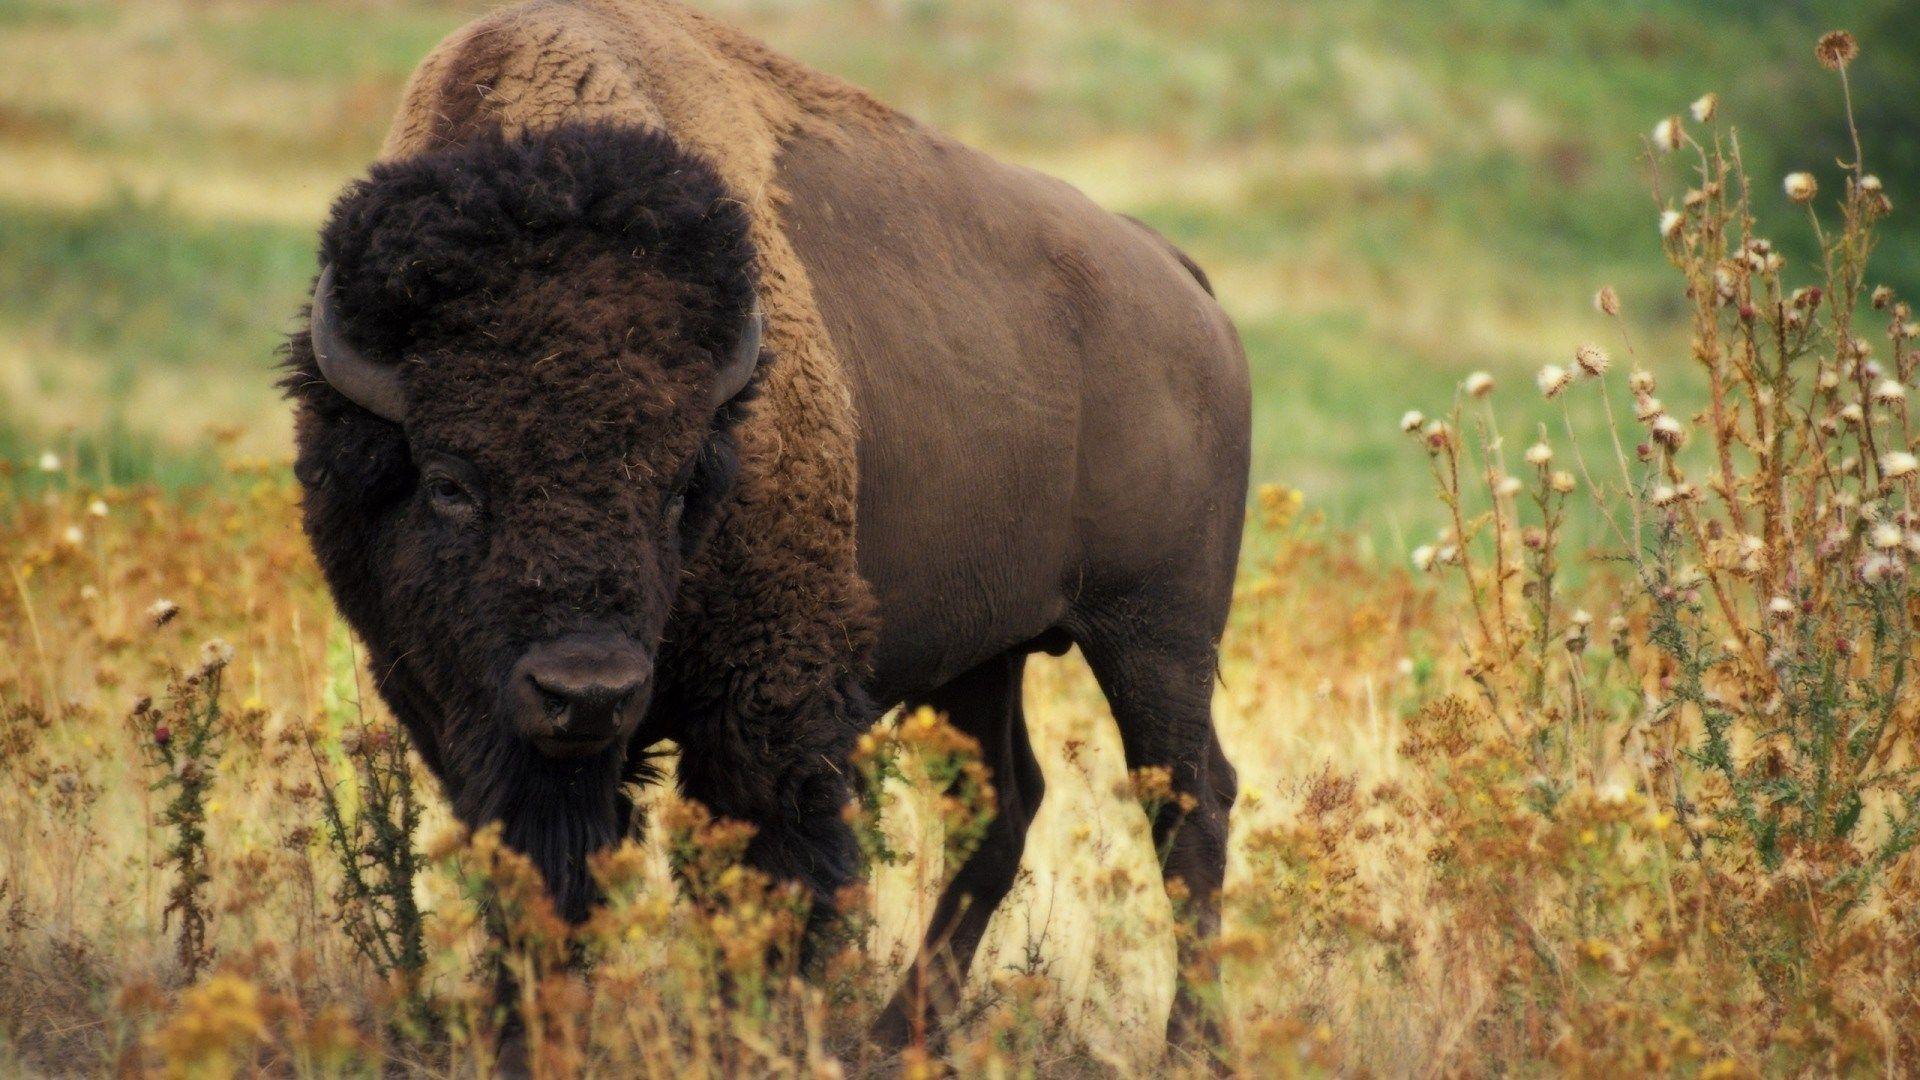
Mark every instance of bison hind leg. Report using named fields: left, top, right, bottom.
left=1068, top=585, right=1239, bottom=1064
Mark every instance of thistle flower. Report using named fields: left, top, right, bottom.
left=1635, top=396, right=1665, bottom=422
left=147, top=598, right=181, bottom=628
left=1784, top=172, right=1818, bottom=203
left=1400, top=409, right=1426, bottom=433
left=1882, top=451, right=1919, bottom=479
left=1767, top=596, right=1795, bottom=619
left=1550, top=470, right=1576, bottom=494
left=1690, top=93, right=1718, bottom=123
left=1862, top=553, right=1901, bottom=584
left=1872, top=523, right=1904, bottom=550
left=1411, top=546, right=1437, bottom=572
left=1652, top=414, right=1687, bottom=448
left=1494, top=475, right=1523, bottom=498
left=1873, top=379, right=1907, bottom=403
left=1651, top=485, right=1679, bottom=507
left=1536, top=364, right=1573, bottom=398
left=1652, top=116, right=1684, bottom=153
left=1462, top=371, right=1495, bottom=398
left=1659, top=209, right=1684, bottom=240
left=1839, top=403, right=1865, bottom=426
left=1628, top=370, right=1656, bottom=396
left=1574, top=343, right=1610, bottom=377
left=1595, top=286, right=1621, bottom=316
left=199, top=639, right=235, bottom=673
left=1872, top=285, right=1894, bottom=310
left=1861, top=174, right=1884, bottom=195
left=1815, top=30, right=1858, bottom=71
left=1525, top=441, right=1554, bottom=467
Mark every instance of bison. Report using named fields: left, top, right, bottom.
left=285, top=0, right=1249, bottom=1048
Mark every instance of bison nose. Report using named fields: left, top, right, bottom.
left=510, top=634, right=651, bottom=757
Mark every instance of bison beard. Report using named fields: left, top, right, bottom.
left=446, top=725, right=631, bottom=924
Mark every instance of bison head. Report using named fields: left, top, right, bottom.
left=285, top=124, right=763, bottom=919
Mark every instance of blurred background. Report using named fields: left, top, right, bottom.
left=2, top=0, right=1914, bottom=540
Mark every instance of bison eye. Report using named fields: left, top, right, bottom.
left=424, top=472, right=477, bottom=520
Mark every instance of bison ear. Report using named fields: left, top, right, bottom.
left=311, top=265, right=408, bottom=424
left=708, top=299, right=763, bottom=410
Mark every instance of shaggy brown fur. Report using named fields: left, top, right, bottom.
left=291, top=0, right=1251, bottom=1053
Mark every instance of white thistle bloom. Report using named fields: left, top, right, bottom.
left=1525, top=442, right=1554, bottom=467
left=1411, top=545, right=1437, bottom=572
left=1495, top=476, right=1523, bottom=497
left=1463, top=371, right=1495, bottom=398
left=1690, top=93, right=1719, bottom=123
left=1536, top=364, right=1573, bottom=398
left=1651, top=485, right=1678, bottom=507
left=1574, top=343, right=1610, bottom=377
left=1874, top=378, right=1908, bottom=403
left=1768, top=596, right=1795, bottom=618
left=1784, top=172, right=1818, bottom=203
left=1873, top=523, right=1904, bottom=550
left=1400, top=410, right=1426, bottom=433
left=1653, top=116, right=1683, bottom=152
left=1839, top=403, right=1865, bottom=426
left=1882, top=451, right=1919, bottom=478
left=1659, top=209, right=1684, bottom=240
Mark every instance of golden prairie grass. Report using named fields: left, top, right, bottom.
left=5, top=19, right=1920, bottom=1080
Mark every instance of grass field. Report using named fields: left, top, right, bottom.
left=5, top=1, right=1920, bottom=1075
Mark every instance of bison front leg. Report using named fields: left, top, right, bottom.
left=674, top=674, right=872, bottom=965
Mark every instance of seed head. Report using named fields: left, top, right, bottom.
left=147, top=598, right=181, bottom=628
left=1767, top=596, right=1795, bottom=619
left=1882, top=451, right=1919, bottom=479
left=1652, top=116, right=1684, bottom=153
left=1872, top=285, right=1894, bottom=310
left=1494, top=475, right=1523, bottom=498
left=1652, top=414, right=1687, bottom=448
left=1873, top=378, right=1907, bottom=403
left=1873, top=523, right=1904, bottom=550
left=1536, top=364, right=1573, bottom=398
left=1525, top=441, right=1554, bottom=467
left=1462, top=371, right=1495, bottom=398
left=1784, top=172, right=1818, bottom=203
left=1690, top=93, right=1719, bottom=123
left=1411, top=545, right=1438, bottom=572
left=1574, top=343, right=1610, bottom=377
left=1594, top=286, right=1621, bottom=317
left=1628, top=370, right=1656, bottom=396
left=199, top=638, right=235, bottom=673
left=1815, top=30, right=1857, bottom=71
left=1400, top=409, right=1426, bottom=434
left=1659, top=209, right=1684, bottom=240
left=1839, top=403, right=1865, bottom=426
left=1550, top=471, right=1576, bottom=494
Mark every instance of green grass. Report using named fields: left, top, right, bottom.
left=0, top=0, right=1911, bottom=537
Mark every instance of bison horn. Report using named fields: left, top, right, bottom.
left=710, top=298, right=764, bottom=409
left=310, top=265, right=407, bottom=423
